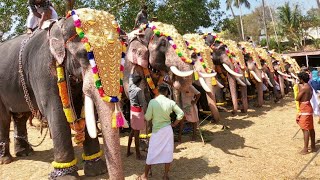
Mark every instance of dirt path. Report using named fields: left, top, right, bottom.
left=1, top=95, right=320, bottom=180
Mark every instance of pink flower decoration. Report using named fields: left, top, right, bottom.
left=92, top=66, right=98, bottom=74
left=172, top=44, right=177, bottom=49
left=120, top=65, right=124, bottom=71
left=151, top=26, right=156, bottom=30
left=74, top=20, right=81, bottom=27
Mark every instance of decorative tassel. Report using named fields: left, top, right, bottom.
left=211, top=77, right=217, bottom=86
left=111, top=109, right=117, bottom=128
left=194, top=71, right=199, bottom=81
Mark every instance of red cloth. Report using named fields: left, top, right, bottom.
left=296, top=101, right=314, bottom=130
left=130, top=106, right=145, bottom=130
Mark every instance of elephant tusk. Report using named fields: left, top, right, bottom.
left=245, top=78, right=251, bottom=86
left=85, top=95, right=97, bottom=139
left=236, top=77, right=247, bottom=87
left=170, top=66, right=194, bottom=77
left=277, top=70, right=291, bottom=78
left=285, top=78, right=294, bottom=82
left=267, top=79, right=274, bottom=87
left=199, top=77, right=212, bottom=92
left=222, top=63, right=243, bottom=77
left=291, top=72, right=299, bottom=80
left=198, top=71, right=217, bottom=78
left=216, top=79, right=224, bottom=88
left=250, top=71, right=262, bottom=83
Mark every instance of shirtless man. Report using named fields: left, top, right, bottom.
left=295, top=72, right=316, bottom=154
left=134, top=5, right=148, bottom=29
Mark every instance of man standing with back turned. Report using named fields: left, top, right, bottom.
left=295, top=72, right=316, bottom=154
left=137, top=83, right=184, bottom=180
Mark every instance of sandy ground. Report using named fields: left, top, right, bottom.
left=1, top=94, right=320, bottom=180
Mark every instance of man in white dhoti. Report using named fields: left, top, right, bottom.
left=137, top=83, right=184, bottom=180
left=26, top=0, right=58, bottom=34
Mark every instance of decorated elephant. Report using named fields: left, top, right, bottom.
left=183, top=33, right=220, bottom=121
left=255, top=47, right=282, bottom=102
left=123, top=22, right=194, bottom=145
left=238, top=42, right=264, bottom=107
left=0, top=8, right=126, bottom=180
left=269, top=51, right=293, bottom=98
left=204, top=34, right=248, bottom=114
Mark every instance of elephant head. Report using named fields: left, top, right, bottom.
left=205, top=34, right=248, bottom=113
left=123, top=22, right=194, bottom=110
left=49, top=9, right=125, bottom=179
left=269, top=51, right=293, bottom=97
left=183, top=33, right=220, bottom=120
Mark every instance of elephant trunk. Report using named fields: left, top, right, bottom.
left=83, top=70, right=124, bottom=180
left=204, top=78, right=220, bottom=121
left=240, top=85, right=248, bottom=113
left=254, top=69, right=263, bottom=107
left=278, top=75, right=285, bottom=97
left=227, top=73, right=238, bottom=113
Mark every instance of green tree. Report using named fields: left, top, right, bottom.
left=277, top=2, right=303, bottom=49
left=0, top=0, right=223, bottom=39
left=226, top=0, right=251, bottom=40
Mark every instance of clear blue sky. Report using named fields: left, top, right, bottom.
left=220, top=0, right=317, bottom=16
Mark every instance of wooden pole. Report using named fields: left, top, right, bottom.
left=262, top=0, right=269, bottom=50
left=237, top=0, right=245, bottom=40
left=268, top=5, right=281, bottom=53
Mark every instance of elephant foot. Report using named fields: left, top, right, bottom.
left=240, top=109, right=247, bottom=113
left=0, top=141, right=13, bottom=164
left=84, top=158, right=107, bottom=177
left=14, top=137, right=34, bottom=157
left=49, top=166, right=79, bottom=180
left=0, top=154, right=13, bottom=164
left=231, top=110, right=237, bottom=115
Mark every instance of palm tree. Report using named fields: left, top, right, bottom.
left=226, top=0, right=251, bottom=40
left=277, top=2, right=303, bottom=49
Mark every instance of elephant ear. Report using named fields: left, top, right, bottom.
left=127, top=41, right=149, bottom=68
left=49, top=19, right=66, bottom=65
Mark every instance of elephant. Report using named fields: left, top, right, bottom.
left=123, top=22, right=194, bottom=145
left=0, top=9, right=125, bottom=180
left=204, top=34, right=248, bottom=114
left=182, top=33, right=226, bottom=121
left=255, top=48, right=281, bottom=102
left=239, top=42, right=264, bottom=107
left=269, top=51, right=293, bottom=98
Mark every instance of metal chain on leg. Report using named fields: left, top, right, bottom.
left=0, top=142, right=5, bottom=157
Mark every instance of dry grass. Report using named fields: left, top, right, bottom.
left=1, top=94, right=320, bottom=180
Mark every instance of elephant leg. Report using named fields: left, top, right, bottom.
left=12, top=112, right=34, bottom=157
left=227, top=74, right=238, bottom=114
left=240, top=86, right=248, bottom=113
left=82, top=129, right=107, bottom=177
left=256, top=82, right=264, bottom=107
left=38, top=95, right=79, bottom=179
left=0, top=99, right=12, bottom=164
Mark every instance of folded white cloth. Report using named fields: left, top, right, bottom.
left=146, top=125, right=174, bottom=165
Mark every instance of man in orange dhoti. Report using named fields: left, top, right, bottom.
left=295, top=72, right=316, bottom=155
